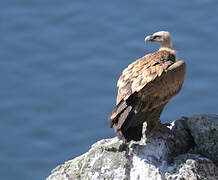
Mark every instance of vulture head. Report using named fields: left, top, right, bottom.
left=145, top=31, right=172, bottom=49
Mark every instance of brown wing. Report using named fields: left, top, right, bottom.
left=116, top=50, right=176, bottom=104
left=137, top=60, right=186, bottom=112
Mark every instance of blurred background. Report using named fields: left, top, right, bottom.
left=0, top=0, right=218, bottom=179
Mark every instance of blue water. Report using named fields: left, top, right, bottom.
left=0, top=1, right=218, bottom=179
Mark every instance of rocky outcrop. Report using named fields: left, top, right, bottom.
left=165, top=153, right=217, bottom=180
left=46, top=114, right=218, bottom=180
left=183, top=115, right=218, bottom=166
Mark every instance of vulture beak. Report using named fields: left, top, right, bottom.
left=144, top=35, right=154, bottom=42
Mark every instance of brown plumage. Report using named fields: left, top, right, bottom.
left=108, top=31, right=186, bottom=143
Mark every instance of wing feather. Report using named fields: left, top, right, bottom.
left=116, top=51, right=176, bottom=104
left=138, top=60, right=186, bottom=111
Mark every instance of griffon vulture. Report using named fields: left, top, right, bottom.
left=108, top=31, right=186, bottom=143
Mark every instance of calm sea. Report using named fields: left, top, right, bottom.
left=0, top=0, right=218, bottom=179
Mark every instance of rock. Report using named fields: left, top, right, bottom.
left=182, top=114, right=218, bottom=166
left=47, top=138, right=128, bottom=180
left=46, top=115, right=218, bottom=180
left=165, top=153, right=218, bottom=180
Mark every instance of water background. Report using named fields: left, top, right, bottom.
left=0, top=1, right=218, bottom=179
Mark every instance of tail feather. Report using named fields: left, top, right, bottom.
left=111, top=106, right=133, bottom=129
left=109, top=100, right=128, bottom=127
left=109, top=92, right=138, bottom=129
left=109, top=93, right=167, bottom=142
left=109, top=93, right=143, bottom=142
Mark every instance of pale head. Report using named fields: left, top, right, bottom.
left=145, top=31, right=172, bottom=49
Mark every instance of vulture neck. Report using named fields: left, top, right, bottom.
left=159, top=45, right=177, bottom=60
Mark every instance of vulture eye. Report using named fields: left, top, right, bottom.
left=154, top=35, right=161, bottom=39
